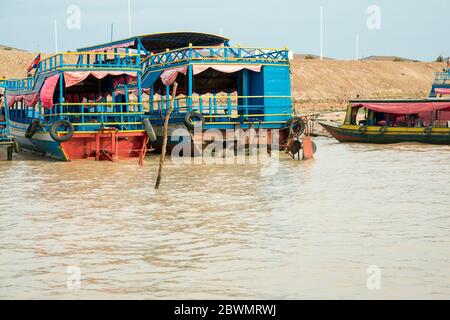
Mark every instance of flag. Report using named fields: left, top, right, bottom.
left=26, top=54, right=41, bottom=73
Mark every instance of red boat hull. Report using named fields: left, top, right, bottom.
left=61, top=131, right=147, bottom=161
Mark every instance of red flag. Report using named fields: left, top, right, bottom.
left=27, top=54, right=41, bottom=73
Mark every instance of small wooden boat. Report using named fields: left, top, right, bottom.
left=320, top=99, right=450, bottom=145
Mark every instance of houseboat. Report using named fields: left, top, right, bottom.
left=79, top=32, right=305, bottom=153
left=320, top=99, right=450, bottom=144
left=0, top=81, right=14, bottom=161
left=3, top=51, right=147, bottom=161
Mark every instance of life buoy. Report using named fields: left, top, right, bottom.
left=50, top=120, right=75, bottom=142
left=183, top=112, right=205, bottom=130
left=25, top=119, right=40, bottom=139
left=143, top=118, right=157, bottom=142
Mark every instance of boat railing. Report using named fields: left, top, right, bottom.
left=142, top=46, right=290, bottom=71
left=146, top=95, right=292, bottom=124
left=36, top=52, right=141, bottom=74
left=3, top=52, right=141, bottom=92
left=38, top=102, right=145, bottom=132
left=3, top=77, right=36, bottom=92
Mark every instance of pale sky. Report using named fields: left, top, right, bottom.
left=0, top=0, right=448, bottom=61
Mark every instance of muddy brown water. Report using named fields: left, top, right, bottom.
left=0, top=138, right=449, bottom=299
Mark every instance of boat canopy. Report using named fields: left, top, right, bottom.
left=78, top=32, right=229, bottom=53
left=350, top=100, right=450, bottom=115
left=160, top=64, right=262, bottom=86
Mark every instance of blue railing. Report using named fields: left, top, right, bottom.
left=37, top=102, right=145, bottom=132
left=36, top=52, right=141, bottom=74
left=434, top=72, right=450, bottom=84
left=146, top=95, right=292, bottom=127
left=142, top=46, right=290, bottom=72
left=3, top=52, right=141, bottom=92
left=3, top=77, right=35, bottom=91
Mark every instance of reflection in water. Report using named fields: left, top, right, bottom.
left=0, top=139, right=449, bottom=299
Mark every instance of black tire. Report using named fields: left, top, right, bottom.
left=25, top=119, right=40, bottom=139
left=289, top=140, right=302, bottom=155
left=13, top=138, right=21, bottom=153
left=184, top=112, right=205, bottom=130
left=50, top=120, right=75, bottom=142
left=312, top=141, right=317, bottom=154
left=143, top=118, right=157, bottom=142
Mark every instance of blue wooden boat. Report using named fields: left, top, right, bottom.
left=0, top=80, right=14, bottom=161
left=79, top=32, right=304, bottom=151
left=2, top=51, right=148, bottom=161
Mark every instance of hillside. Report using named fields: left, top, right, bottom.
left=291, top=59, right=445, bottom=113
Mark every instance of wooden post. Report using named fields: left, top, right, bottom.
left=155, top=82, right=178, bottom=190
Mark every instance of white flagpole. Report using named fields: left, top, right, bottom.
left=128, top=0, right=132, bottom=37
left=320, top=6, right=323, bottom=60
left=356, top=33, right=359, bottom=61
left=54, top=20, right=58, bottom=53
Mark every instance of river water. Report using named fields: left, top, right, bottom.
left=0, top=138, right=449, bottom=299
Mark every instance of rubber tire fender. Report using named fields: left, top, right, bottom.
left=50, top=120, right=75, bottom=142
left=184, top=112, right=205, bottom=130
left=143, top=118, right=157, bottom=142
left=13, top=138, right=21, bottom=153
left=25, top=119, right=40, bottom=139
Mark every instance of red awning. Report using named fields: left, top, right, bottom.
left=351, top=101, right=450, bottom=115
left=435, top=88, right=450, bottom=95
left=40, top=75, right=60, bottom=109
left=64, top=71, right=137, bottom=87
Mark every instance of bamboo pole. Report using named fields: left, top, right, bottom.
left=155, top=82, right=178, bottom=190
